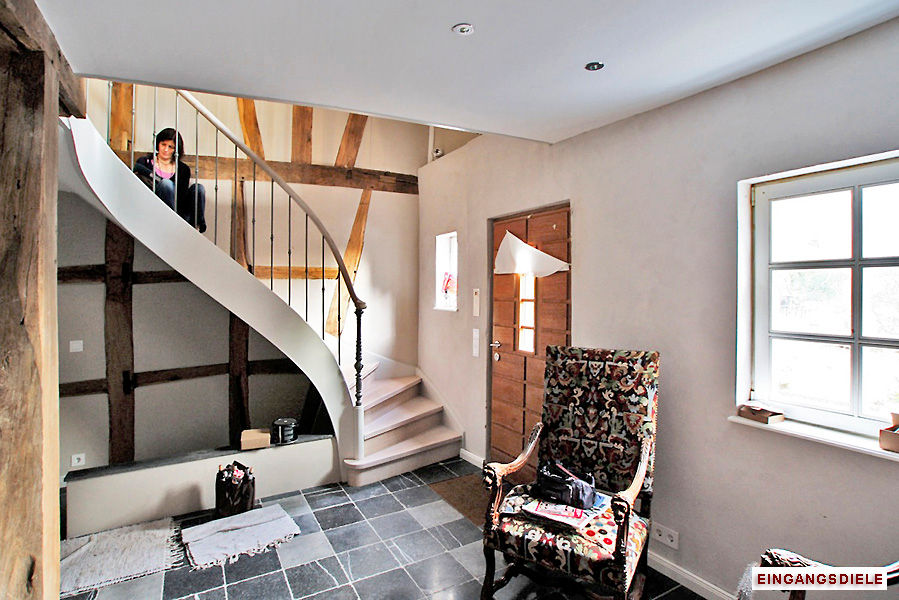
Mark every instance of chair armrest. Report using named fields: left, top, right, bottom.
left=614, top=436, right=652, bottom=509
left=482, top=422, right=543, bottom=529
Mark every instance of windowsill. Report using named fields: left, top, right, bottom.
left=728, top=415, right=899, bottom=463
left=433, top=306, right=458, bottom=312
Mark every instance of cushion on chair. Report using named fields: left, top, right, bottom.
left=488, top=485, right=649, bottom=593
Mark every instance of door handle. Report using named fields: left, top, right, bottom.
left=489, top=341, right=501, bottom=348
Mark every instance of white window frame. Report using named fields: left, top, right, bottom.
left=434, top=231, right=458, bottom=311
left=738, top=153, right=899, bottom=437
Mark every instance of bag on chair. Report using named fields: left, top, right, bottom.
left=535, top=461, right=596, bottom=509
left=214, top=461, right=255, bottom=519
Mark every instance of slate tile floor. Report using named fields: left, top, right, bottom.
left=62, top=458, right=706, bottom=600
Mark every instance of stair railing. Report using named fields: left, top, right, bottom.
left=88, top=80, right=367, bottom=454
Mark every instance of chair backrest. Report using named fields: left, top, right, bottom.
left=538, top=346, right=660, bottom=494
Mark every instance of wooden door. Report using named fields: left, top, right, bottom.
left=489, top=206, right=570, bottom=483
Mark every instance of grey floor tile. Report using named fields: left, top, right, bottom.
left=441, top=460, right=481, bottom=478
left=304, top=483, right=342, bottom=495
left=338, top=541, right=400, bottom=581
left=262, top=490, right=304, bottom=503
left=319, top=555, right=350, bottom=586
left=406, top=553, right=471, bottom=594
left=325, top=521, right=381, bottom=553
left=369, top=511, right=424, bottom=540
left=315, top=504, right=365, bottom=530
left=389, top=529, right=446, bottom=564
left=394, top=485, right=441, bottom=508
left=413, top=464, right=456, bottom=484
left=642, top=567, right=679, bottom=598
left=408, top=501, right=463, bottom=528
left=428, top=579, right=482, bottom=599
left=278, top=494, right=312, bottom=517
left=226, top=571, right=292, bottom=600
left=197, top=587, right=226, bottom=600
left=343, top=481, right=389, bottom=501
left=429, top=524, right=463, bottom=550
left=285, top=561, right=344, bottom=598
left=440, top=518, right=482, bottom=546
left=449, top=541, right=493, bottom=578
left=163, top=565, right=224, bottom=599
left=657, top=585, right=707, bottom=600
left=95, top=572, right=163, bottom=599
left=356, top=494, right=404, bottom=519
left=381, top=474, right=421, bottom=492
left=306, top=585, right=359, bottom=600
left=308, top=489, right=352, bottom=510
left=294, top=510, right=323, bottom=535
left=276, top=531, right=336, bottom=568
left=353, top=568, right=424, bottom=600
left=224, top=548, right=282, bottom=583
left=61, top=592, right=96, bottom=600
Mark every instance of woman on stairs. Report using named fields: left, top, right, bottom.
left=134, top=127, right=207, bottom=232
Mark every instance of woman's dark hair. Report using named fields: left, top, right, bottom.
left=155, top=127, right=185, bottom=158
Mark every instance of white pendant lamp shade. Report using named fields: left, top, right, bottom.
left=494, top=231, right=569, bottom=277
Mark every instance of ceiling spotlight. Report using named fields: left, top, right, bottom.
left=585, top=61, right=605, bottom=71
left=451, top=23, right=474, bottom=35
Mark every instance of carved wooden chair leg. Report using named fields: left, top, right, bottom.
left=480, top=543, right=496, bottom=599
left=788, top=591, right=806, bottom=600
left=628, top=572, right=646, bottom=600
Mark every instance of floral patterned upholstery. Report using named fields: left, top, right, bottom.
left=482, top=346, right=660, bottom=598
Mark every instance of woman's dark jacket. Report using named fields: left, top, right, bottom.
left=134, top=154, right=197, bottom=215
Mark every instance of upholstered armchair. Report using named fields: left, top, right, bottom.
left=481, top=346, right=660, bottom=600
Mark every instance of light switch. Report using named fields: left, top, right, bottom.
left=472, top=328, right=480, bottom=357
left=69, top=340, right=84, bottom=353
left=472, top=288, right=480, bottom=317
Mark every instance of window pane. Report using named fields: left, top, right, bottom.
left=518, top=328, right=535, bottom=353
left=519, top=300, right=535, bottom=328
left=862, top=266, right=899, bottom=339
left=770, top=268, right=851, bottom=335
left=519, top=273, right=535, bottom=300
left=862, top=182, right=899, bottom=258
left=770, top=339, right=850, bottom=412
left=861, top=346, right=899, bottom=421
left=770, top=190, right=851, bottom=262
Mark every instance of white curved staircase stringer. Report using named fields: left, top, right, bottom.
left=59, top=117, right=354, bottom=469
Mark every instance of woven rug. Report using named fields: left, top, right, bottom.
left=182, top=504, right=300, bottom=569
left=60, top=517, right=181, bottom=596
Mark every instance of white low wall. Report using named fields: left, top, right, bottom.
left=65, top=437, right=340, bottom=537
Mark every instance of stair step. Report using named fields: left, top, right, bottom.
left=365, top=396, right=443, bottom=440
left=345, top=425, right=461, bottom=470
left=342, top=361, right=380, bottom=391
left=361, top=376, right=421, bottom=411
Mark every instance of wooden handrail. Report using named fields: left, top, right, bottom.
left=175, top=89, right=366, bottom=311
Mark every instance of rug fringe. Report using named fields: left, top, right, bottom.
left=167, top=522, right=185, bottom=570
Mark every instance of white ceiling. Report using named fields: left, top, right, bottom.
left=37, top=1, right=899, bottom=143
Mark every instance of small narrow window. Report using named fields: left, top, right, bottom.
left=518, top=273, right=536, bottom=352
left=435, top=232, right=458, bottom=311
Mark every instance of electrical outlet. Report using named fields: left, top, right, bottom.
left=652, top=522, right=679, bottom=549
left=71, top=453, right=86, bottom=467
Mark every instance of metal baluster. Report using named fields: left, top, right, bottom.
left=234, top=145, right=238, bottom=267
left=152, top=87, right=157, bottom=196
left=338, top=275, right=341, bottom=364
left=305, top=215, right=309, bottom=320
left=105, top=80, right=112, bottom=144
left=214, top=130, right=219, bottom=245
left=355, top=307, right=363, bottom=406
left=270, top=180, right=274, bottom=290
left=129, top=85, right=136, bottom=169
left=321, top=235, right=325, bottom=340
left=252, top=163, right=257, bottom=273
left=174, top=90, right=179, bottom=216
left=195, top=109, right=199, bottom=231
left=287, top=193, right=292, bottom=306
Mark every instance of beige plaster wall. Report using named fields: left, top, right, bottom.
left=417, top=17, right=899, bottom=597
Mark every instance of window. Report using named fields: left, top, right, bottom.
left=749, top=158, right=899, bottom=436
left=435, top=232, right=458, bottom=311
left=517, top=273, right=536, bottom=353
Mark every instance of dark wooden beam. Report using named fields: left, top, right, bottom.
left=236, top=98, right=264, bottom=159
left=248, top=358, right=302, bottom=376
left=231, top=178, right=250, bottom=270
left=253, top=265, right=338, bottom=280
left=291, top=105, right=313, bottom=164
left=228, top=314, right=250, bottom=448
left=104, top=221, right=135, bottom=464
left=59, top=379, right=107, bottom=398
left=132, top=270, right=187, bottom=285
left=134, top=363, right=228, bottom=387
left=335, top=113, right=367, bottom=168
left=109, top=82, right=133, bottom=152
left=115, top=150, right=418, bottom=195
left=0, top=0, right=85, bottom=117
left=0, top=47, right=59, bottom=600
left=58, top=264, right=105, bottom=283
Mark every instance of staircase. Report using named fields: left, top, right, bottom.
left=345, top=373, right=462, bottom=486
left=70, top=81, right=463, bottom=487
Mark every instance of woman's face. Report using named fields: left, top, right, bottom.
left=157, top=139, right=176, bottom=161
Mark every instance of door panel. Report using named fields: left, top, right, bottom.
left=490, top=206, right=570, bottom=479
